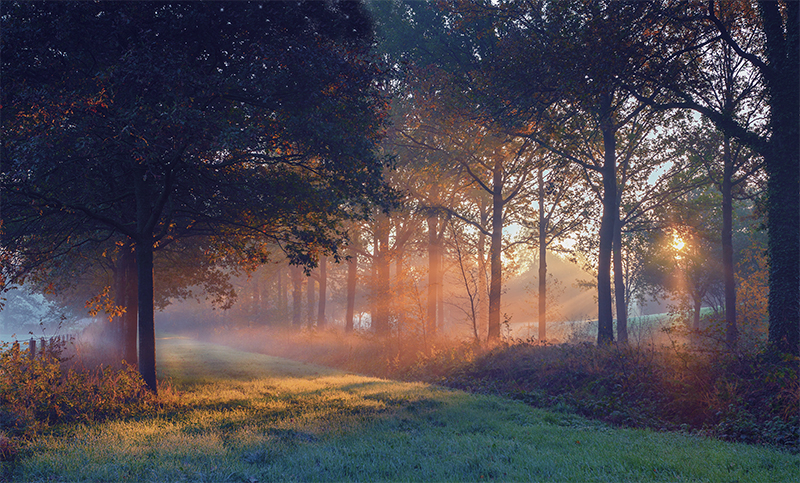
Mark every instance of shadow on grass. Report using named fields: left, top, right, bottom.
left=10, top=337, right=797, bottom=482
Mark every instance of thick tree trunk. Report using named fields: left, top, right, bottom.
left=597, top=96, right=617, bottom=345
left=721, top=135, right=738, bottom=351
left=761, top=0, right=800, bottom=355
left=290, top=265, right=302, bottom=327
left=136, top=236, right=157, bottom=393
left=345, top=248, right=357, bottom=332
left=427, top=213, right=439, bottom=335
left=487, top=159, right=504, bottom=341
left=115, top=239, right=138, bottom=366
left=537, top=167, right=547, bottom=342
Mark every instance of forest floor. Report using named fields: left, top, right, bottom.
left=7, top=337, right=799, bottom=482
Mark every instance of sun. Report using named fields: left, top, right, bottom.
left=671, top=233, right=686, bottom=260
left=671, top=233, right=686, bottom=251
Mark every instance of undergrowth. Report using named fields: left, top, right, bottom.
left=0, top=341, right=179, bottom=467
left=209, top=326, right=799, bottom=452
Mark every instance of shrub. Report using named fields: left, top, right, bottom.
left=0, top=340, right=177, bottom=461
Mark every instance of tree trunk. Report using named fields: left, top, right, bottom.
left=613, top=214, right=628, bottom=343
left=436, top=239, right=444, bottom=333
left=487, top=158, right=504, bottom=341
left=291, top=265, right=302, bottom=327
left=278, top=267, right=288, bottom=323
left=345, top=247, right=357, bottom=332
left=477, top=202, right=489, bottom=339
left=537, top=167, right=547, bottom=342
left=597, top=95, right=617, bottom=345
left=317, top=256, right=327, bottom=328
left=374, top=212, right=391, bottom=335
left=721, top=135, right=738, bottom=352
left=115, top=239, right=138, bottom=366
left=761, top=0, right=800, bottom=356
left=427, top=213, right=439, bottom=335
left=306, top=273, right=315, bottom=327
left=136, top=235, right=157, bottom=393
left=693, top=294, right=702, bottom=332
left=395, top=246, right=406, bottom=334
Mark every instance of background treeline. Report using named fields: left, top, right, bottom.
left=1, top=0, right=796, bottom=402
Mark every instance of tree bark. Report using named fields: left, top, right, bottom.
left=290, top=265, right=302, bottom=327
left=374, top=212, right=391, bottom=335
left=115, top=239, right=138, bottom=366
left=478, top=201, right=490, bottom=339
left=395, top=246, right=406, bottom=334
left=760, top=0, right=800, bottom=356
left=487, top=158, right=504, bottom=341
left=306, top=273, right=315, bottom=327
left=721, top=135, right=738, bottom=351
left=537, top=167, right=547, bottom=342
left=597, top=95, right=617, bottom=345
left=427, top=213, right=439, bottom=335
left=345, top=247, right=357, bottom=332
left=613, top=214, right=628, bottom=343
left=317, top=256, right=327, bottom=327
left=136, top=236, right=156, bottom=393
left=693, top=293, right=703, bottom=332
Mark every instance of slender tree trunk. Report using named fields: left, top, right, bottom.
left=693, top=294, right=702, bottom=332
left=345, top=247, right=357, bottom=332
left=395, top=246, right=406, bottom=334
left=721, top=135, right=738, bottom=351
left=477, top=203, right=489, bottom=339
left=487, top=159, right=504, bottom=341
left=290, top=265, right=302, bottom=327
left=597, top=95, right=617, bottom=345
left=537, top=167, right=547, bottom=341
left=427, top=213, right=439, bottom=335
left=317, top=256, right=327, bottom=328
left=436, top=238, right=444, bottom=333
left=306, top=273, right=315, bottom=327
left=374, top=212, right=391, bottom=335
left=613, top=215, right=628, bottom=343
left=275, top=268, right=284, bottom=321
left=116, top=239, right=138, bottom=366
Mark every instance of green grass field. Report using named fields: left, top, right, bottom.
left=10, top=337, right=799, bottom=482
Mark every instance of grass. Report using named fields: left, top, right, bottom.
left=7, top=337, right=800, bottom=482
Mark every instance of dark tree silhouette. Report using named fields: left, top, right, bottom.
left=1, top=1, right=394, bottom=390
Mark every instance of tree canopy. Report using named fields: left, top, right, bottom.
left=1, top=0, right=395, bottom=389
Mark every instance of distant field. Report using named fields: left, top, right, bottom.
left=8, top=337, right=799, bottom=482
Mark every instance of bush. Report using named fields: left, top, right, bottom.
left=0, top=340, right=176, bottom=462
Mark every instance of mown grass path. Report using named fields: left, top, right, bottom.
left=13, top=338, right=800, bottom=482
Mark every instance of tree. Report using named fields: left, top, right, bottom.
left=629, top=0, right=798, bottom=355
left=443, top=0, right=689, bottom=345
left=521, top=161, right=593, bottom=341
left=2, top=1, right=393, bottom=390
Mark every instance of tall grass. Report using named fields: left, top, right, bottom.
left=6, top=338, right=798, bottom=482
